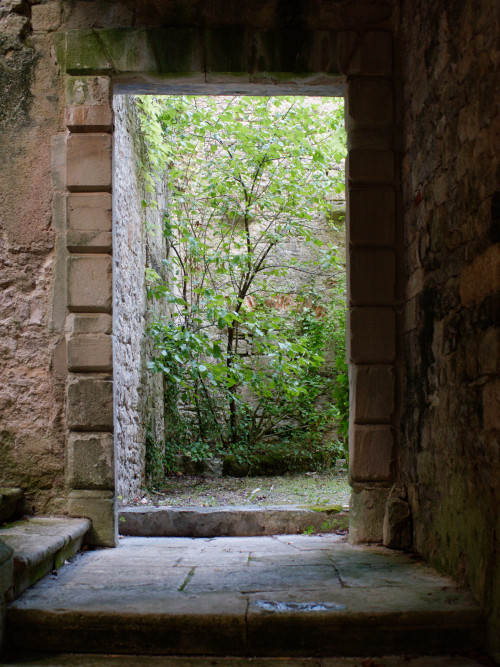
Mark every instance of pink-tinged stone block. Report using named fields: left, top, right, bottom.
left=348, top=188, right=396, bottom=246
left=350, top=424, right=393, bottom=482
left=66, top=133, right=112, bottom=192
left=348, top=307, right=396, bottom=363
left=346, top=77, right=393, bottom=128
left=338, top=31, right=392, bottom=76
left=349, top=248, right=396, bottom=306
left=348, top=150, right=395, bottom=185
left=67, top=254, right=112, bottom=313
left=351, top=365, right=395, bottom=423
left=66, top=105, right=113, bottom=132
left=67, top=193, right=112, bottom=232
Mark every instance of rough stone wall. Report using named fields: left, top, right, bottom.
left=401, top=0, right=500, bottom=658
left=113, top=95, right=166, bottom=501
left=0, top=0, right=67, bottom=514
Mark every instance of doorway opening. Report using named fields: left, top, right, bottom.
left=112, top=93, right=349, bottom=527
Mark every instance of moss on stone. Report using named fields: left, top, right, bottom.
left=304, top=504, right=343, bottom=514
left=99, top=28, right=156, bottom=73
left=28, top=557, right=52, bottom=587
left=63, top=29, right=112, bottom=74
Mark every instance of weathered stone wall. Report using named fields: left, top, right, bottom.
left=113, top=95, right=167, bottom=501
left=0, top=0, right=67, bottom=514
left=401, top=0, right=500, bottom=658
left=2, top=0, right=499, bottom=660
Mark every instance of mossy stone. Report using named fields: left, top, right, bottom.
left=99, top=29, right=157, bottom=73
left=63, top=29, right=112, bottom=73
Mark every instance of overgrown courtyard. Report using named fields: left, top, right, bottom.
left=126, top=469, right=350, bottom=509
left=138, top=95, right=348, bottom=488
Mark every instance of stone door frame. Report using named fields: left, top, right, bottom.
left=56, top=28, right=400, bottom=546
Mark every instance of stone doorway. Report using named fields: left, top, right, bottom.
left=59, top=28, right=400, bottom=548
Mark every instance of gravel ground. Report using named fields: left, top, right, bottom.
left=127, top=468, right=350, bottom=508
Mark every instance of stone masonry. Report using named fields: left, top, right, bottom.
left=113, top=94, right=167, bottom=500
left=0, top=0, right=400, bottom=547
left=0, top=0, right=498, bottom=661
left=401, top=0, right=500, bottom=657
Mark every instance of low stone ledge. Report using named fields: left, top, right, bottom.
left=0, top=517, right=91, bottom=600
left=118, top=505, right=349, bottom=538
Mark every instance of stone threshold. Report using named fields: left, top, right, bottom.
left=5, top=536, right=485, bottom=658
left=1, top=653, right=492, bottom=666
left=0, top=516, right=91, bottom=600
left=118, top=504, right=349, bottom=537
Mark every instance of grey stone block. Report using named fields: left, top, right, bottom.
left=67, top=432, right=114, bottom=490
left=66, top=378, right=113, bottom=431
left=118, top=506, right=349, bottom=538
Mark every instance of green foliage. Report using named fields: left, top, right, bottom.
left=139, top=95, right=348, bottom=471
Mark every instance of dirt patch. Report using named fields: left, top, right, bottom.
left=127, top=469, right=350, bottom=508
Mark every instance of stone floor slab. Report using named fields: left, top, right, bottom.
left=0, top=654, right=492, bottom=666
left=184, top=563, right=342, bottom=593
left=5, top=535, right=485, bottom=658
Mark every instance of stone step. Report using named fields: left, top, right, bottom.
left=5, top=535, right=485, bottom=658
left=0, top=652, right=493, bottom=666
left=0, top=488, right=23, bottom=524
left=119, top=505, right=349, bottom=537
left=0, top=516, right=91, bottom=600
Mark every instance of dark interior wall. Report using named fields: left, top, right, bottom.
left=401, top=0, right=500, bottom=657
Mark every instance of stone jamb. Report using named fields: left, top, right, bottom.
left=63, top=75, right=117, bottom=548
left=344, top=42, right=400, bottom=543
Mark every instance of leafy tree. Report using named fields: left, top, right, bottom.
left=139, top=95, right=348, bottom=466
